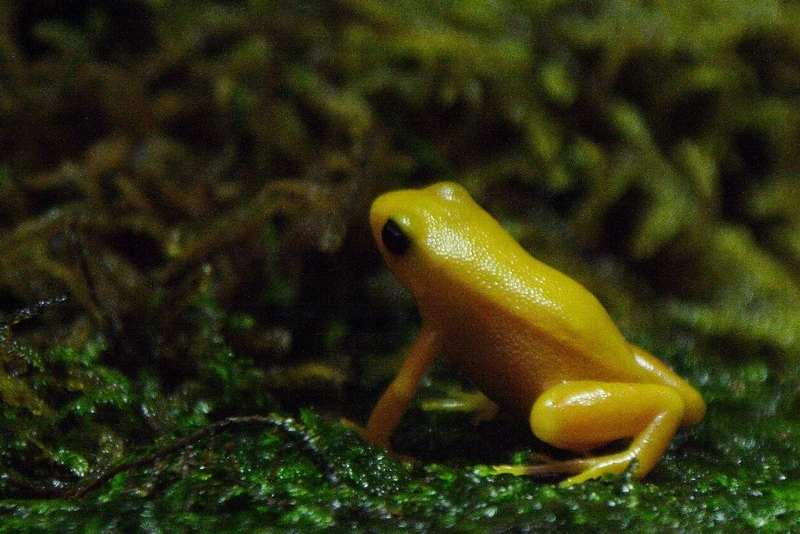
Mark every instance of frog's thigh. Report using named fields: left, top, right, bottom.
left=531, top=381, right=685, bottom=478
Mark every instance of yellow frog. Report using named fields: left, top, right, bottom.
left=361, top=182, right=705, bottom=486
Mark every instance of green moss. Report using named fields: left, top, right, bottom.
left=2, top=407, right=800, bottom=532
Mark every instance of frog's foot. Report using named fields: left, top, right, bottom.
left=340, top=417, right=420, bottom=464
left=340, top=417, right=389, bottom=449
left=420, top=390, right=499, bottom=424
left=492, top=451, right=636, bottom=486
left=341, top=417, right=366, bottom=436
left=511, top=381, right=686, bottom=485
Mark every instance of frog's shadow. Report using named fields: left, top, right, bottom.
left=390, top=408, right=576, bottom=467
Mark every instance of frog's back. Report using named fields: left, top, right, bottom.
left=415, top=196, right=648, bottom=391
left=439, top=236, right=646, bottom=383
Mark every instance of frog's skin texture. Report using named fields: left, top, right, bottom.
left=363, top=182, right=706, bottom=486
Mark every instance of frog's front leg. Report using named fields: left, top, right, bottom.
left=360, top=326, right=441, bottom=449
left=494, top=381, right=685, bottom=486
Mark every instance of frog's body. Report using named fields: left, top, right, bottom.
left=363, top=182, right=705, bottom=485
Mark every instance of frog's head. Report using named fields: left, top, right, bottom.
left=370, top=182, right=504, bottom=307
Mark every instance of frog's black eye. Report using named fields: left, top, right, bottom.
left=381, top=219, right=411, bottom=256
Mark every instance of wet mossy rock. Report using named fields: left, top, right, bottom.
left=1, top=0, right=800, bottom=532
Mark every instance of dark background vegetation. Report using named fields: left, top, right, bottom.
left=1, top=0, right=800, bottom=531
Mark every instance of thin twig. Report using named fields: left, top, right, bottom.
left=63, top=414, right=338, bottom=499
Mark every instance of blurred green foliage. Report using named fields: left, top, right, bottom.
left=0, top=0, right=800, bottom=531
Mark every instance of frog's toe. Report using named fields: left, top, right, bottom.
left=341, top=417, right=366, bottom=435
left=492, top=452, right=636, bottom=486
left=492, top=457, right=584, bottom=478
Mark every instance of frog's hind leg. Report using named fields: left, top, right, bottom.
left=493, top=381, right=685, bottom=486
